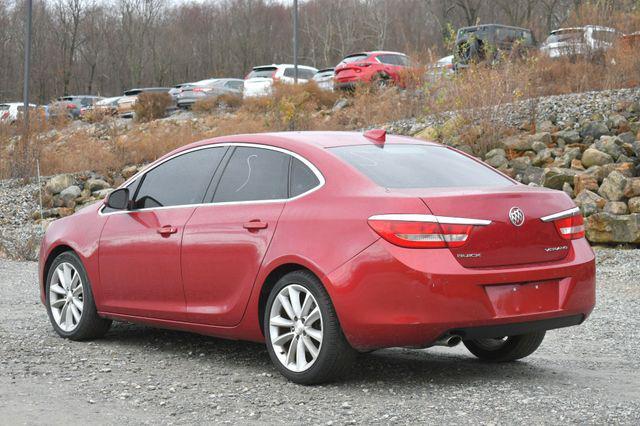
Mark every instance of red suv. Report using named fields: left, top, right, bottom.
left=334, top=51, right=412, bottom=90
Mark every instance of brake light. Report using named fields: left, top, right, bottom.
left=367, top=214, right=491, bottom=249
left=66, top=103, right=77, bottom=109
left=193, top=87, right=211, bottom=93
left=541, top=207, right=585, bottom=240
left=1, top=111, right=8, bottom=119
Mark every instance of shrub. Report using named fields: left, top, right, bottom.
left=133, top=92, right=172, bottom=122
left=192, top=93, right=243, bottom=113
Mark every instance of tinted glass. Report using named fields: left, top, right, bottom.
left=248, top=67, right=277, bottom=78
left=225, top=81, right=244, bottom=89
left=0, top=105, right=9, bottom=111
left=290, top=158, right=320, bottom=197
left=283, top=68, right=316, bottom=79
left=214, top=147, right=289, bottom=202
left=339, top=54, right=368, bottom=65
left=377, top=54, right=409, bottom=66
left=134, top=147, right=225, bottom=208
left=545, top=30, right=583, bottom=44
left=330, top=145, right=513, bottom=189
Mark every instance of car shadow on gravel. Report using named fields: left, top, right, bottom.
left=96, top=322, right=554, bottom=385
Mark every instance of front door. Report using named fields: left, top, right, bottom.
left=98, top=146, right=228, bottom=320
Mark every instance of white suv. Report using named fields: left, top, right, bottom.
left=0, top=102, right=38, bottom=124
left=243, top=64, right=318, bottom=98
left=540, top=25, right=621, bottom=59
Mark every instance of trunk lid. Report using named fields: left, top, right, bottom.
left=404, top=186, right=575, bottom=268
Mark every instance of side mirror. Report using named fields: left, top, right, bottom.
left=105, top=188, right=130, bottom=210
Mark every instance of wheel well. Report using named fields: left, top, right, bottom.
left=257, top=263, right=315, bottom=336
left=42, top=245, right=75, bottom=290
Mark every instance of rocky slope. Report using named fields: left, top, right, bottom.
left=1, top=87, right=640, bottom=260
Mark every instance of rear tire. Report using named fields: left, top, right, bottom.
left=264, top=270, right=356, bottom=384
left=463, top=331, right=545, bottom=362
left=45, top=251, right=111, bottom=341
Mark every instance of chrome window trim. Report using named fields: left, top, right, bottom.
left=540, top=207, right=580, bottom=222
left=368, top=214, right=491, bottom=226
left=98, top=142, right=325, bottom=216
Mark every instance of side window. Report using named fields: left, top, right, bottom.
left=290, top=158, right=320, bottom=197
left=134, top=147, right=226, bottom=209
left=214, top=147, right=289, bottom=202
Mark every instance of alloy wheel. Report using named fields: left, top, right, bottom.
left=269, top=284, right=323, bottom=372
left=49, top=262, right=84, bottom=332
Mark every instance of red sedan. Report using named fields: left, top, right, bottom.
left=334, top=51, right=412, bottom=90
left=39, top=131, right=595, bottom=384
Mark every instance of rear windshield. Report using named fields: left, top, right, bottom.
left=338, top=54, right=368, bottom=65
left=545, top=30, right=583, bottom=44
left=247, top=67, right=277, bottom=78
left=283, top=67, right=316, bottom=79
left=124, top=90, right=142, bottom=96
left=0, top=105, right=8, bottom=111
left=330, top=144, right=513, bottom=188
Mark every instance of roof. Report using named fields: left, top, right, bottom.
left=177, top=131, right=439, bottom=152
left=252, top=64, right=317, bottom=70
left=458, top=24, right=532, bottom=32
left=343, top=51, right=407, bottom=57
left=549, top=25, right=618, bottom=33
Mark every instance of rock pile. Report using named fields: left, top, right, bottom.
left=416, top=101, right=640, bottom=244
left=32, top=165, right=142, bottom=221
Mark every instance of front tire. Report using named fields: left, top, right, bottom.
left=264, top=270, right=356, bottom=384
left=45, top=251, right=111, bottom=340
left=463, top=331, right=546, bottom=362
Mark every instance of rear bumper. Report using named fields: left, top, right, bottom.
left=327, top=238, right=596, bottom=350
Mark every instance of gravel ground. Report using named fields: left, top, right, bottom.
left=0, top=247, right=639, bottom=425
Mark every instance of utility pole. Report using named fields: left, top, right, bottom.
left=23, top=0, right=33, bottom=138
left=293, top=0, right=298, bottom=84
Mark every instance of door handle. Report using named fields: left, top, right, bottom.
left=157, top=226, right=178, bottom=236
left=243, top=220, right=268, bottom=231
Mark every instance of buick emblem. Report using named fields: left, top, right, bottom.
left=509, top=207, right=525, bottom=227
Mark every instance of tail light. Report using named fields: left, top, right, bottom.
left=66, top=103, right=77, bottom=109
left=1, top=111, right=8, bottom=119
left=193, top=87, right=211, bottom=93
left=368, top=214, right=491, bottom=249
left=541, top=207, right=585, bottom=240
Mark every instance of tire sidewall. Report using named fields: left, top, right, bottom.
left=263, top=271, right=337, bottom=383
left=45, top=251, right=97, bottom=339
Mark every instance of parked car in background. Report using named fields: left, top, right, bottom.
left=312, top=68, right=335, bottom=91
left=117, top=87, right=174, bottom=118
left=333, top=51, right=412, bottom=90
left=49, top=96, right=103, bottom=119
left=454, top=24, right=536, bottom=69
left=80, top=96, right=122, bottom=118
left=243, top=64, right=318, bottom=98
left=0, top=102, right=38, bottom=124
left=169, top=83, right=189, bottom=102
left=426, top=55, right=454, bottom=81
left=540, top=26, right=622, bottom=60
left=176, top=78, right=244, bottom=109
left=39, top=130, right=596, bottom=384
left=620, top=31, right=640, bottom=49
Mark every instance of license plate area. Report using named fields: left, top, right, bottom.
left=484, top=280, right=559, bottom=317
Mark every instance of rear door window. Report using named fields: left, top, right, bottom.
left=377, top=54, right=409, bottom=66
left=133, top=147, right=226, bottom=209
left=283, top=68, right=316, bottom=79
left=214, top=147, right=290, bottom=202
left=330, top=145, right=513, bottom=188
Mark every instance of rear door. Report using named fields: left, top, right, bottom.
left=181, top=145, right=291, bottom=326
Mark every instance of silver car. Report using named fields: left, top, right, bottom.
left=177, top=78, right=244, bottom=109
left=312, top=68, right=335, bottom=91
